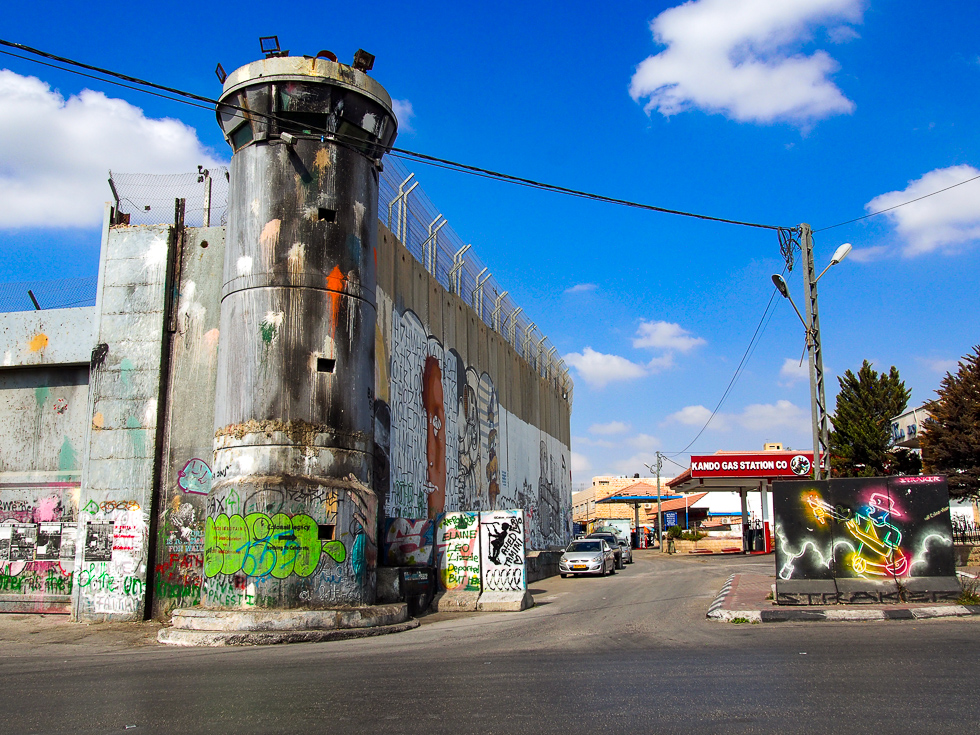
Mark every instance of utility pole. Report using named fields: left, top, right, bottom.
left=645, top=454, right=664, bottom=552
left=800, top=224, right=829, bottom=480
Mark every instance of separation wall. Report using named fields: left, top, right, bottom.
left=375, top=224, right=572, bottom=550
left=0, top=308, right=94, bottom=612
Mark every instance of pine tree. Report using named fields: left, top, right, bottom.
left=829, top=360, right=910, bottom=477
left=921, top=346, right=980, bottom=499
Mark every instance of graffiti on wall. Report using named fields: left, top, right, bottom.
left=384, top=518, right=433, bottom=566
left=480, top=509, right=526, bottom=592
left=0, top=485, right=78, bottom=606
left=435, top=512, right=481, bottom=592
left=204, top=512, right=343, bottom=578
left=774, top=476, right=955, bottom=582
left=377, top=303, right=571, bottom=550
left=76, top=503, right=150, bottom=617
left=201, top=475, right=378, bottom=605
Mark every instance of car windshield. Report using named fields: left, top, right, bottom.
left=567, top=541, right=601, bottom=552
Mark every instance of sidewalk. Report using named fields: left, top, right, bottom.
left=708, top=568, right=980, bottom=623
left=0, top=614, right=163, bottom=652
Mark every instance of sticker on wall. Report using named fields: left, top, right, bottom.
left=479, top=510, right=526, bottom=592
left=178, top=458, right=213, bottom=495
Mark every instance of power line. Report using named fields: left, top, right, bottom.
left=666, top=282, right=781, bottom=458
left=0, top=37, right=786, bottom=232
left=3, top=37, right=975, bottom=237
left=814, top=173, right=980, bottom=233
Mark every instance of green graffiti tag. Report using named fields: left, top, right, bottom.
left=203, top=513, right=346, bottom=579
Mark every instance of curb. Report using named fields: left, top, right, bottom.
left=707, top=574, right=980, bottom=623
left=709, top=606, right=980, bottom=623
left=157, top=619, right=420, bottom=646
left=706, top=573, right=736, bottom=617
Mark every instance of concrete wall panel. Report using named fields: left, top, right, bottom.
left=74, top=224, right=171, bottom=622
left=0, top=308, right=96, bottom=368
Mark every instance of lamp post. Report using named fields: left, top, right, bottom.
left=772, top=225, right=851, bottom=480
left=644, top=453, right=664, bottom=552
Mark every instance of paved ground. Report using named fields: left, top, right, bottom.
left=2, top=552, right=980, bottom=734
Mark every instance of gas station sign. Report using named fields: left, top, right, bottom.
left=689, top=453, right=815, bottom=478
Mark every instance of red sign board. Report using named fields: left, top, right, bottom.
left=689, top=453, right=816, bottom=478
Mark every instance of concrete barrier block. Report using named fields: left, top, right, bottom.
left=476, top=590, right=532, bottom=612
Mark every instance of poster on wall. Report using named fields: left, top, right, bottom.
left=383, top=518, right=434, bottom=566
left=84, top=521, right=114, bottom=562
left=435, top=512, right=481, bottom=592
left=9, top=524, right=37, bottom=562
left=0, top=525, right=11, bottom=562
left=35, top=523, right=63, bottom=561
left=479, top=509, right=526, bottom=592
left=59, top=524, right=77, bottom=563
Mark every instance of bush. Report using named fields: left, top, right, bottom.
left=680, top=530, right=706, bottom=541
left=667, top=526, right=683, bottom=539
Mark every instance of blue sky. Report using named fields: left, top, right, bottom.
left=2, top=1, right=979, bottom=486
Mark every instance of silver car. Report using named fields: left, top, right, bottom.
left=559, top=539, right=616, bottom=577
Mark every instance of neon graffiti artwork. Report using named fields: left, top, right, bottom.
left=774, top=476, right=955, bottom=583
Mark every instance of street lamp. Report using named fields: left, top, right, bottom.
left=644, top=454, right=664, bottom=553
left=771, top=225, right=851, bottom=480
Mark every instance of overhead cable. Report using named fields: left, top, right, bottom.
left=0, top=37, right=785, bottom=232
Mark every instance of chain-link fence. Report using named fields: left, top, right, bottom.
left=109, top=167, right=229, bottom=227
left=0, top=277, right=98, bottom=312
left=107, top=158, right=572, bottom=404
left=378, top=157, right=571, bottom=403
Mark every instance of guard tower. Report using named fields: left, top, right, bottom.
left=204, top=46, right=397, bottom=609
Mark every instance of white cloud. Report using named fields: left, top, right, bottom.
left=392, top=99, right=415, bottom=133
left=611, top=455, right=660, bottom=475
left=738, top=400, right=810, bottom=433
left=918, top=357, right=959, bottom=375
left=590, top=421, right=631, bottom=435
left=826, top=25, right=860, bottom=43
left=664, top=399, right=808, bottom=434
left=665, top=404, right=729, bottom=430
left=634, top=320, right=706, bottom=351
left=564, top=283, right=597, bottom=294
left=575, top=437, right=616, bottom=449
left=647, top=354, right=677, bottom=373
left=866, top=165, right=980, bottom=255
left=847, top=245, right=889, bottom=263
left=779, top=357, right=809, bottom=384
left=629, top=0, right=861, bottom=124
left=564, top=347, right=647, bottom=388
left=0, top=70, right=223, bottom=229
left=571, top=452, right=592, bottom=473
left=628, top=433, right=662, bottom=451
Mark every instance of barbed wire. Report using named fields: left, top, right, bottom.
left=0, top=277, right=98, bottom=312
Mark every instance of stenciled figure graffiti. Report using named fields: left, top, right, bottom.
left=487, top=520, right=515, bottom=565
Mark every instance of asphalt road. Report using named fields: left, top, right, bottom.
left=2, top=552, right=979, bottom=734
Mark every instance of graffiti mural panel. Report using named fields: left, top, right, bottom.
left=380, top=305, right=571, bottom=553
left=383, top=518, right=434, bottom=566
left=435, top=512, right=480, bottom=592
left=774, top=476, right=954, bottom=582
left=480, top=510, right=526, bottom=592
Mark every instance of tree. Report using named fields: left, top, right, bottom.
left=921, top=346, right=980, bottom=499
left=829, top=360, right=910, bottom=477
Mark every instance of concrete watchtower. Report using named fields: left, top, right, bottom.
left=204, top=48, right=397, bottom=609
